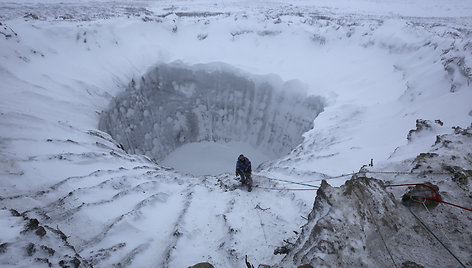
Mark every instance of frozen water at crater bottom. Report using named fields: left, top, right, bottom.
left=161, top=141, right=272, bottom=176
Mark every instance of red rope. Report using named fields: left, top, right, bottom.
left=429, top=199, right=472, bottom=212
left=385, top=183, right=472, bottom=212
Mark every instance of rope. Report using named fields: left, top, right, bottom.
left=421, top=202, right=453, bottom=246
left=254, top=175, right=319, bottom=189
left=230, top=175, right=319, bottom=192
left=354, top=188, right=398, bottom=268
left=385, top=184, right=472, bottom=212
left=299, top=172, right=358, bottom=183
left=256, top=170, right=448, bottom=192
left=369, top=171, right=450, bottom=175
left=255, top=186, right=318, bottom=191
left=407, top=207, right=467, bottom=268
left=434, top=199, right=472, bottom=212
left=300, top=170, right=450, bottom=183
left=254, top=169, right=451, bottom=190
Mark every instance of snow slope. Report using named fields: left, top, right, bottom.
left=1, top=0, right=472, bottom=267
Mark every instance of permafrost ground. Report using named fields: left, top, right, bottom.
left=1, top=0, right=472, bottom=267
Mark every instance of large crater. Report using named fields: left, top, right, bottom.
left=99, top=63, right=324, bottom=174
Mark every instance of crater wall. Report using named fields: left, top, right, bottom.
left=99, top=63, right=324, bottom=161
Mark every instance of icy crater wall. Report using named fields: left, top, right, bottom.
left=99, top=63, right=324, bottom=161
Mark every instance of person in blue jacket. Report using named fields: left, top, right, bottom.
left=236, top=154, right=252, bottom=192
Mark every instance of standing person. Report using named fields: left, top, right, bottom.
left=236, top=154, right=252, bottom=192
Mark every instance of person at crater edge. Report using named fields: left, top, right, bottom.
left=236, top=154, right=253, bottom=192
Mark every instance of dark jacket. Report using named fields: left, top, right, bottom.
left=236, top=157, right=251, bottom=174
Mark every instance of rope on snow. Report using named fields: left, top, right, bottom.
left=255, top=186, right=318, bottom=191
left=300, top=170, right=451, bottom=183
left=407, top=206, right=467, bottom=268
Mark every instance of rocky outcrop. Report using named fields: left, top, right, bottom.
left=407, top=119, right=444, bottom=142
left=280, top=177, right=404, bottom=267
left=400, top=182, right=440, bottom=209
left=279, top=124, right=472, bottom=267
left=279, top=174, right=471, bottom=267
left=189, top=262, right=214, bottom=268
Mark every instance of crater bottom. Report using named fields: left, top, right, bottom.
left=161, top=141, right=274, bottom=176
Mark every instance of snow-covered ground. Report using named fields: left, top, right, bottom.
left=1, top=0, right=471, bottom=267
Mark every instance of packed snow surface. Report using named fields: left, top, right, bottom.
left=1, top=0, right=472, bottom=267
